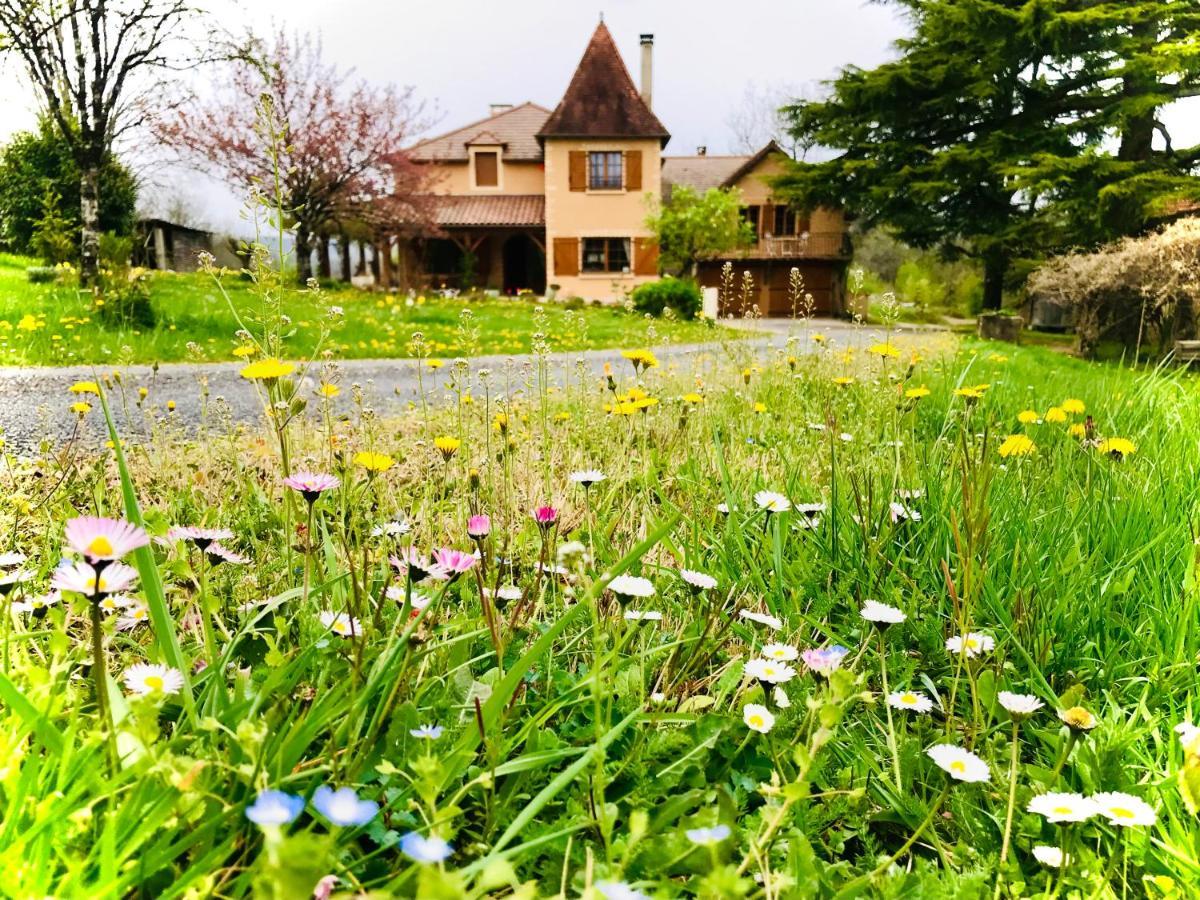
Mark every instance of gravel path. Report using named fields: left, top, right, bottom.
left=0, top=320, right=930, bottom=452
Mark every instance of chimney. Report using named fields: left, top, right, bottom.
left=639, top=34, right=653, bottom=109
left=697, top=145, right=707, bottom=156
left=489, top=103, right=513, bottom=117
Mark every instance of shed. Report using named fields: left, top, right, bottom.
left=135, top=218, right=219, bottom=272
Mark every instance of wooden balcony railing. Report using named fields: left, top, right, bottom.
left=729, top=232, right=852, bottom=260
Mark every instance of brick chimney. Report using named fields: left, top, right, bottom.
left=489, top=103, right=513, bottom=117
left=639, top=34, right=653, bottom=109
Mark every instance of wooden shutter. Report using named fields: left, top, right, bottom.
left=761, top=203, right=774, bottom=237
left=474, top=151, right=498, bottom=187
left=568, top=151, right=587, bottom=191
left=624, top=150, right=642, bottom=191
left=553, top=237, right=580, bottom=276
left=632, top=238, right=659, bottom=276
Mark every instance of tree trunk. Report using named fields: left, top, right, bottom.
left=295, top=231, right=313, bottom=284
left=317, top=234, right=332, bottom=280
left=982, top=252, right=1006, bottom=312
left=80, top=165, right=101, bottom=286
left=338, top=234, right=351, bottom=282
left=356, top=239, right=368, bottom=276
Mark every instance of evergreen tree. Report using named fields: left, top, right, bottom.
left=777, top=1, right=1200, bottom=310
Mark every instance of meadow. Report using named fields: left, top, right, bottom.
left=0, top=253, right=725, bottom=366
left=2, top=310, right=1200, bottom=897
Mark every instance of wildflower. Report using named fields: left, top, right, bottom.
left=232, top=345, right=256, bottom=358
left=905, top=385, right=930, bottom=399
left=65, top=516, right=150, bottom=563
left=312, top=786, right=378, bottom=827
left=680, top=569, right=717, bottom=591
left=739, top=609, right=782, bottom=630
left=70, top=381, right=100, bottom=395
left=622, top=348, right=658, bottom=370
left=888, top=501, right=921, bottom=523
left=623, top=610, right=663, bottom=622
left=123, top=663, right=184, bottom=696
left=869, top=342, right=901, bottom=359
left=52, top=560, right=138, bottom=598
left=283, top=472, right=340, bottom=504
left=743, top=703, right=775, bottom=734
left=390, top=548, right=446, bottom=583
left=682, top=392, right=704, bottom=404
left=802, top=645, right=850, bottom=677
left=399, top=831, right=453, bottom=863
left=467, top=514, right=491, bottom=538
left=954, top=383, right=990, bottom=399
left=1097, top=437, right=1136, bottom=458
left=1091, top=792, right=1157, bottom=827
left=811, top=333, right=827, bottom=344
left=1032, top=846, right=1066, bottom=868
left=206, top=543, right=249, bottom=566
left=168, top=525, right=234, bottom=552
left=753, top=402, right=767, bottom=414
left=1045, top=407, right=1068, bottom=423
left=754, top=490, right=791, bottom=513
left=832, top=376, right=855, bottom=386
left=0, top=569, right=34, bottom=594
left=245, top=790, right=305, bottom=826
left=71, top=401, right=91, bottom=415
left=432, top=547, right=477, bottom=577
left=570, top=469, right=606, bottom=487
left=1062, top=398, right=1085, bottom=414
left=745, top=658, right=796, bottom=684
left=317, top=383, right=340, bottom=398
left=410, top=724, right=444, bottom=740
left=0, top=552, right=28, bottom=568
left=998, top=435, right=1036, bottom=458
left=1017, top=410, right=1039, bottom=424
left=434, top=436, right=461, bottom=459
left=115, top=603, right=150, bottom=630
left=12, top=591, right=60, bottom=618
left=608, top=574, right=655, bottom=600
left=532, top=506, right=558, bottom=529
left=927, top=744, right=990, bottom=782
left=1058, top=706, right=1098, bottom=733
left=946, top=632, right=995, bottom=658
left=1068, top=423, right=1086, bottom=439
left=354, top=451, right=395, bottom=473
left=685, top=824, right=732, bottom=845
left=761, top=643, right=799, bottom=661
left=426, top=359, right=444, bottom=370
left=1027, top=792, right=1097, bottom=824
left=998, top=691, right=1044, bottom=719
left=596, top=882, right=650, bottom=900
left=239, top=358, right=295, bottom=380
left=861, top=599, right=906, bottom=627
left=888, top=690, right=933, bottom=713
left=372, top=518, right=412, bottom=539
left=319, top=610, right=361, bottom=638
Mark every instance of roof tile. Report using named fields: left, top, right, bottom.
left=432, top=195, right=545, bottom=228
left=410, top=102, right=551, bottom=162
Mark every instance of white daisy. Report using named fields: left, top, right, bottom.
left=888, top=690, right=933, bottom=714
left=754, top=490, right=791, bottom=513
left=860, top=599, right=906, bottom=625
left=888, top=501, right=921, bottom=523
left=569, top=469, right=606, bottom=487
left=926, top=744, right=990, bottom=782
left=607, top=574, right=655, bottom=600
left=123, top=663, right=184, bottom=696
left=744, top=658, right=796, bottom=684
left=739, top=609, right=783, bottom=630
left=946, top=632, right=995, bottom=658
left=998, top=691, right=1044, bottom=719
left=742, top=703, right=775, bottom=734
left=760, top=642, right=799, bottom=661
left=680, top=569, right=717, bottom=591
left=319, top=610, right=361, bottom=638
left=772, top=686, right=791, bottom=708
left=1032, top=845, right=1066, bottom=868
left=795, top=502, right=827, bottom=517
left=1090, top=792, right=1157, bottom=827
left=623, top=610, right=663, bottom=622
left=1176, top=722, right=1200, bottom=747
left=1026, top=792, right=1097, bottom=824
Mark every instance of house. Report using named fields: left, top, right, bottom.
left=391, top=22, right=850, bottom=315
left=134, top=218, right=240, bottom=272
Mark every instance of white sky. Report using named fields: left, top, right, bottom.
left=1, top=0, right=1196, bottom=234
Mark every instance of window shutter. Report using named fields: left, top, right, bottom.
left=474, top=151, right=498, bottom=187
left=624, top=150, right=642, bottom=191
left=568, top=151, right=587, bottom=191
left=761, top=203, right=774, bottom=237
left=633, top=238, right=659, bottom=276
left=553, top=237, right=580, bottom=276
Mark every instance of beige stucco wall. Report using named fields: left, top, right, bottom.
left=544, top=138, right=662, bottom=302
left=421, top=158, right=546, bottom=195
left=730, top=154, right=844, bottom=232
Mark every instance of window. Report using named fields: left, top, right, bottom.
left=474, top=151, right=498, bottom=187
left=772, top=205, right=798, bottom=237
left=740, top=206, right=760, bottom=244
left=582, top=237, right=631, bottom=273
left=588, top=151, right=623, bottom=190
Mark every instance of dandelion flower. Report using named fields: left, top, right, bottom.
left=946, top=632, right=994, bottom=658
left=1045, top=407, right=1068, bottom=424
left=743, top=703, right=775, bottom=734
left=888, top=690, right=933, bottom=713
left=70, top=380, right=100, bottom=395
left=353, top=451, right=395, bottom=473
left=905, top=385, right=931, bottom=399
left=1061, top=398, right=1085, bottom=414
left=1090, top=792, right=1157, bottom=827
left=926, top=744, right=990, bottom=782
left=433, top=435, right=461, bottom=459
left=998, top=435, right=1036, bottom=458
left=312, top=786, right=378, bottom=826
left=239, top=358, right=295, bottom=380
left=1097, top=437, right=1136, bottom=458
left=65, top=516, right=150, bottom=562
left=1017, top=410, right=1039, bottom=424
left=1027, top=792, right=1097, bottom=824
left=123, top=663, right=184, bottom=696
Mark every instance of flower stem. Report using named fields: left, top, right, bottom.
left=997, top=718, right=1022, bottom=895
left=879, top=630, right=902, bottom=791
left=835, top=783, right=951, bottom=897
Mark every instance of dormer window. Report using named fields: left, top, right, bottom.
left=473, top=151, right=499, bottom=188
left=588, top=151, right=623, bottom=190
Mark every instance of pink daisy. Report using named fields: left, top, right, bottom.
left=64, top=516, right=150, bottom=563
left=52, top=560, right=139, bottom=598
left=169, top=526, right=235, bottom=550
left=283, top=471, right=341, bottom=503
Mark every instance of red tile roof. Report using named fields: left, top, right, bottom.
left=432, top=195, right=545, bottom=228
left=410, top=102, right=551, bottom=162
left=537, top=23, right=670, bottom=144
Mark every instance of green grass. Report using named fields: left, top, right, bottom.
left=4, top=326, right=1200, bottom=896
left=0, top=253, right=729, bottom=366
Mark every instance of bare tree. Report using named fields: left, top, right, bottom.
left=726, top=80, right=818, bottom=159
left=156, top=30, right=434, bottom=283
left=0, top=0, right=201, bottom=283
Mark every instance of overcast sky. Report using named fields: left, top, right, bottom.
left=1, top=0, right=1196, bottom=234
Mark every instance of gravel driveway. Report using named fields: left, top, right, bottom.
left=0, top=320, right=926, bottom=452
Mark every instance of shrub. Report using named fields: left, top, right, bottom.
left=630, top=277, right=701, bottom=318
left=26, top=265, right=56, bottom=283
left=95, top=232, right=155, bottom=329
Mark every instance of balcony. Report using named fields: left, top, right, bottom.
left=731, top=232, right=852, bottom=260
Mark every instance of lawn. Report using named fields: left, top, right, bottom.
left=3, top=327, right=1200, bottom=897
left=0, top=253, right=730, bottom=366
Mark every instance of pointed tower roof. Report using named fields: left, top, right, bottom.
left=537, top=23, right=670, bottom=144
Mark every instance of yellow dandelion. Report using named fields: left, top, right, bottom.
left=1068, top=423, right=1086, bottom=438
left=622, top=349, right=659, bottom=369
left=240, top=358, right=295, bottom=380
left=832, top=376, right=855, bottom=386
left=868, top=342, right=901, bottom=359
left=1062, top=398, right=1085, bottom=414
left=354, top=451, right=395, bottom=473
left=1097, top=437, right=1136, bottom=458
left=1045, top=407, right=1068, bottom=423
left=70, top=401, right=91, bottom=415
left=232, top=346, right=256, bottom=358
left=70, top=381, right=100, bottom=396
left=753, top=402, right=767, bottom=414
left=434, top=436, right=461, bottom=459
left=427, top=359, right=444, bottom=370
left=811, top=333, right=827, bottom=344
left=317, top=383, right=340, bottom=398
left=1017, top=410, right=1039, bottom=424
left=683, top=392, right=704, bottom=404
left=998, top=434, right=1036, bottom=458
left=905, top=385, right=930, bottom=399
